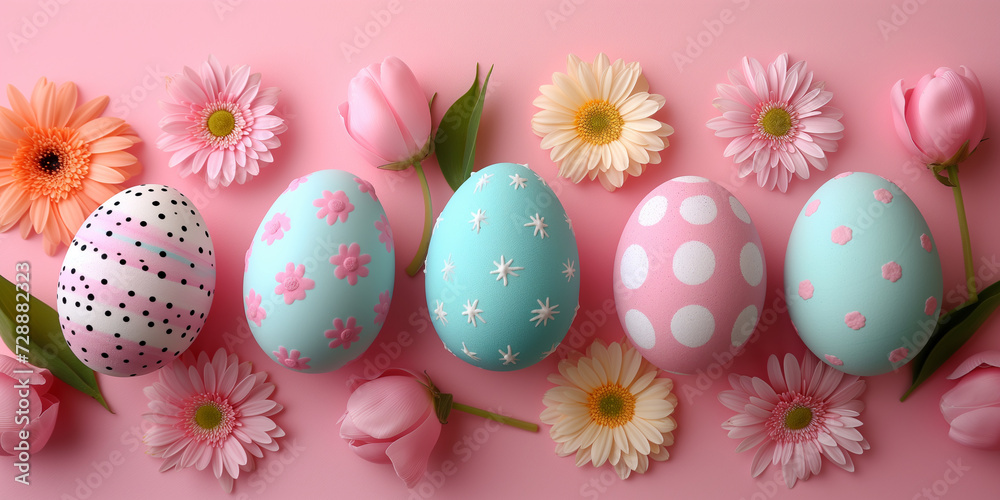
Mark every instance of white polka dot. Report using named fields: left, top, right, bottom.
left=671, top=305, right=714, bottom=348
left=672, top=176, right=709, bottom=183
left=731, top=305, right=758, bottom=347
left=638, top=196, right=668, bottom=226
left=624, top=309, right=656, bottom=349
left=680, top=195, right=717, bottom=225
left=673, top=241, right=715, bottom=285
left=740, top=242, right=763, bottom=286
left=729, top=196, right=751, bottom=223
left=621, top=244, right=648, bottom=290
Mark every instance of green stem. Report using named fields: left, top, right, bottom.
left=452, top=403, right=539, bottom=432
left=405, top=162, right=433, bottom=277
left=947, top=165, right=977, bottom=303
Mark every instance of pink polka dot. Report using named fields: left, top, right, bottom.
left=798, top=280, right=814, bottom=300
left=845, top=311, right=866, bottom=330
left=835, top=172, right=853, bottom=179
left=920, top=233, right=932, bottom=252
left=805, top=199, right=821, bottom=216
left=881, top=261, right=902, bottom=282
left=874, top=188, right=893, bottom=204
left=831, top=225, right=853, bottom=245
left=888, top=347, right=910, bottom=363
left=825, top=354, right=844, bottom=366
left=925, top=296, right=938, bottom=315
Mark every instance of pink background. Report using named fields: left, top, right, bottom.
left=3, top=0, right=1000, bottom=498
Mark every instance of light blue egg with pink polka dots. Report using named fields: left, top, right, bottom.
left=785, top=172, right=943, bottom=376
left=243, top=169, right=394, bottom=373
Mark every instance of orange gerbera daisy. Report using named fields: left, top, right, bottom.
left=0, top=78, right=142, bottom=255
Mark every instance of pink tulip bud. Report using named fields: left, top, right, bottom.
left=0, top=355, right=60, bottom=455
left=339, top=57, right=433, bottom=170
left=339, top=369, right=442, bottom=488
left=940, top=351, right=1000, bottom=450
left=890, top=66, right=987, bottom=165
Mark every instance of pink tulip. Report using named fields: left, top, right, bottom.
left=339, top=369, right=442, bottom=488
left=339, top=57, right=433, bottom=170
left=940, top=351, right=1000, bottom=450
left=890, top=66, right=987, bottom=165
left=0, top=355, right=60, bottom=455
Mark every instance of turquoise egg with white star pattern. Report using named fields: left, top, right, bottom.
left=425, top=163, right=580, bottom=371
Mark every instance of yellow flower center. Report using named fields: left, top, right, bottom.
left=784, top=406, right=813, bottom=430
left=574, top=99, right=624, bottom=146
left=12, top=127, right=91, bottom=201
left=207, top=109, right=236, bottom=137
left=194, top=403, right=224, bottom=429
left=759, top=107, right=793, bottom=138
left=587, top=383, right=636, bottom=428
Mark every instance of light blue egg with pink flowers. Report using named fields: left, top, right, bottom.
left=243, top=169, right=394, bottom=373
left=785, top=172, right=943, bottom=376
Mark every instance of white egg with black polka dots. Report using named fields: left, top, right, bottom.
left=57, top=185, right=216, bottom=377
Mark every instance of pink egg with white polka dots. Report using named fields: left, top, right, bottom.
left=614, top=176, right=766, bottom=375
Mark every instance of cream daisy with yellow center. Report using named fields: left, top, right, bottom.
left=541, top=341, right=678, bottom=479
left=532, top=53, right=674, bottom=191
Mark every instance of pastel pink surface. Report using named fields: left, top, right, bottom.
left=3, top=1, right=1000, bottom=499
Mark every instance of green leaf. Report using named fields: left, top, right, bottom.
left=0, top=275, right=112, bottom=412
left=902, top=280, right=1000, bottom=401
left=434, top=64, right=494, bottom=191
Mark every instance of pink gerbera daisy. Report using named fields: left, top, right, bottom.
left=143, top=349, right=284, bottom=493
left=156, top=55, right=287, bottom=189
left=706, top=54, right=844, bottom=192
left=718, top=353, right=869, bottom=488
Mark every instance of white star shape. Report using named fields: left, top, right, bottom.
left=565, top=213, right=573, bottom=233
left=541, top=343, right=560, bottom=359
left=461, top=342, right=480, bottom=361
left=533, top=171, right=547, bottom=186
left=572, top=304, right=581, bottom=322
left=441, top=254, right=455, bottom=282
left=442, top=340, right=453, bottom=354
left=433, top=216, right=443, bottom=232
left=462, top=299, right=486, bottom=327
left=433, top=300, right=448, bottom=325
left=474, top=173, right=494, bottom=192
left=469, top=209, right=487, bottom=233
left=562, top=259, right=576, bottom=282
left=509, top=173, right=527, bottom=190
left=530, top=297, right=560, bottom=327
left=489, top=254, right=524, bottom=286
left=499, top=345, right=519, bottom=365
left=524, top=213, right=548, bottom=239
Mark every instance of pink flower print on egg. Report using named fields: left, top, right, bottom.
left=355, top=177, right=377, bottom=201
left=273, top=346, right=311, bottom=370
left=245, top=244, right=252, bottom=273
left=314, top=190, right=354, bottom=225
left=274, top=263, right=315, bottom=304
left=374, top=290, right=391, bottom=325
left=326, top=317, right=363, bottom=349
left=375, top=214, right=393, bottom=252
left=245, top=289, right=267, bottom=327
left=888, top=347, right=909, bottom=364
left=330, top=243, right=371, bottom=285
left=285, top=175, right=309, bottom=193
left=261, top=212, right=291, bottom=245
